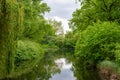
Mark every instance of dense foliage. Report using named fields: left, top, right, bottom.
left=71, top=0, right=120, bottom=80
left=1, top=0, right=120, bottom=80
left=15, top=40, right=44, bottom=68
left=0, top=0, right=22, bottom=78
left=75, top=22, right=120, bottom=67
left=0, top=0, right=55, bottom=79
left=71, top=0, right=120, bottom=31
left=73, top=22, right=120, bottom=80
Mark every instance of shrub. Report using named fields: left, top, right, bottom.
left=98, top=60, right=120, bottom=80
left=10, top=40, right=44, bottom=77
left=75, top=22, right=120, bottom=67
left=115, top=44, right=120, bottom=63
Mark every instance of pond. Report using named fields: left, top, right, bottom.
left=8, top=50, right=101, bottom=80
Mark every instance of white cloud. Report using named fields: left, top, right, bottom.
left=44, top=0, right=80, bottom=19
left=44, top=0, right=76, bottom=4
left=43, top=0, right=80, bottom=32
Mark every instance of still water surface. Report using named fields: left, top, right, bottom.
left=8, top=51, right=100, bottom=80
left=50, top=58, right=76, bottom=80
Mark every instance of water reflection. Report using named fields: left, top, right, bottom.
left=9, top=50, right=75, bottom=80
left=10, top=52, right=60, bottom=80
left=8, top=50, right=101, bottom=80
left=50, top=58, right=76, bottom=80
left=72, top=59, right=101, bottom=80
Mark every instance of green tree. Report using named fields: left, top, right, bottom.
left=0, top=0, right=52, bottom=79
left=74, top=22, right=120, bottom=80
left=47, top=19, right=64, bottom=35
left=64, top=31, right=75, bottom=49
left=12, top=0, right=54, bottom=77
left=0, top=0, right=23, bottom=78
left=20, top=0, right=50, bottom=42
left=71, top=0, right=120, bottom=31
left=41, top=19, right=64, bottom=50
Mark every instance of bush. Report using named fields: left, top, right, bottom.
left=10, top=40, right=44, bottom=77
left=15, top=40, right=44, bottom=64
left=115, top=44, right=120, bottom=63
left=98, top=60, right=120, bottom=80
left=75, top=22, right=120, bottom=67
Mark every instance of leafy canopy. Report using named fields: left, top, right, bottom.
left=75, top=22, right=120, bottom=64
left=71, top=0, right=120, bottom=31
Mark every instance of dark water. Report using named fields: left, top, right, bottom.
left=6, top=50, right=100, bottom=80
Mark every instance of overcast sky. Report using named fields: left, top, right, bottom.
left=43, top=0, right=80, bottom=33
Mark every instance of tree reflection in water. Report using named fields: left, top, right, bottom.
left=8, top=50, right=102, bottom=80
left=10, top=52, right=61, bottom=80
left=72, top=58, right=101, bottom=80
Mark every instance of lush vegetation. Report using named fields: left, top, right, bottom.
left=0, top=0, right=54, bottom=79
left=1, top=0, right=120, bottom=80
left=70, top=0, right=120, bottom=80
left=0, top=0, right=21, bottom=78
left=75, top=22, right=120, bottom=66
left=71, top=0, right=120, bottom=31
left=0, top=0, right=71, bottom=79
left=73, top=22, right=120, bottom=80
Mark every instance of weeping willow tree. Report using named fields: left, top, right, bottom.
left=0, top=0, right=23, bottom=78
